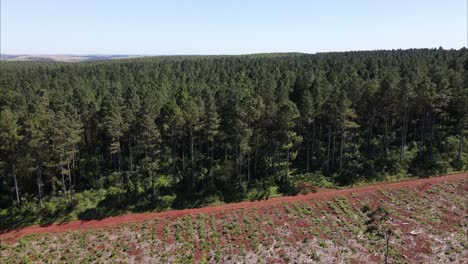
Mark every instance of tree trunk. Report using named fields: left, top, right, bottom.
left=172, top=128, right=176, bottom=192
left=306, top=138, right=310, bottom=172
left=332, top=132, right=336, bottom=168
left=327, top=126, right=331, bottom=173
left=311, top=121, right=316, bottom=167
left=60, top=155, right=67, bottom=199
left=118, top=139, right=124, bottom=190
left=151, top=168, right=156, bottom=200
left=199, top=141, right=203, bottom=181
left=129, top=134, right=133, bottom=171
left=210, top=138, right=214, bottom=183
left=236, top=145, right=241, bottom=185
left=72, top=148, right=76, bottom=187
left=353, top=127, right=357, bottom=148
left=13, top=163, right=20, bottom=206
left=367, top=112, right=374, bottom=148
left=67, top=161, right=73, bottom=200
left=400, top=104, right=408, bottom=161
left=254, top=135, right=258, bottom=178
left=286, top=144, right=290, bottom=182
left=37, top=167, right=43, bottom=208
left=458, top=133, right=464, bottom=161
left=182, top=150, right=186, bottom=171
left=224, top=143, right=227, bottom=162
left=339, top=126, right=344, bottom=175
left=419, top=111, right=426, bottom=158
left=118, top=140, right=122, bottom=172
left=383, top=117, right=388, bottom=158
left=429, top=110, right=435, bottom=155
left=190, top=130, right=194, bottom=186
left=247, top=151, right=251, bottom=183
left=317, top=121, right=322, bottom=164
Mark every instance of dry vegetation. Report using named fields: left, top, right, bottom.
left=0, top=179, right=466, bottom=263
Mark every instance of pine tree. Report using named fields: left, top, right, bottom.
left=202, top=91, right=220, bottom=182
left=276, top=100, right=302, bottom=182
left=25, top=95, right=53, bottom=207
left=136, top=111, right=161, bottom=199
left=0, top=108, right=23, bottom=206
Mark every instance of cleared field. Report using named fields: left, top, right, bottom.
left=1, top=173, right=467, bottom=263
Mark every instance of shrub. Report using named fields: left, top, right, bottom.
left=296, top=182, right=318, bottom=194
left=361, top=204, right=371, bottom=213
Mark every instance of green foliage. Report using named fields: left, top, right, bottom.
left=0, top=49, right=467, bottom=226
left=292, top=172, right=337, bottom=189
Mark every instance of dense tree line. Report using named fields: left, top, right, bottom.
left=0, top=49, right=467, bottom=210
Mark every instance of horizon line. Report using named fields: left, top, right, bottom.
left=1, top=46, right=467, bottom=57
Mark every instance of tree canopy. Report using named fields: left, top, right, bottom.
left=0, top=49, right=466, bottom=211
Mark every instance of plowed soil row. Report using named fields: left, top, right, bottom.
left=1, top=172, right=466, bottom=242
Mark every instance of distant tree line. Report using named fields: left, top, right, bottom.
left=0, top=49, right=466, bottom=209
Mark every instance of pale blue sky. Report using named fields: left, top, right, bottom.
left=1, top=0, right=466, bottom=55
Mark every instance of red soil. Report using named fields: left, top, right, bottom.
left=1, top=172, right=466, bottom=243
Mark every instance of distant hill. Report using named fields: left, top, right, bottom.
left=0, top=52, right=310, bottom=62
left=0, top=54, right=144, bottom=62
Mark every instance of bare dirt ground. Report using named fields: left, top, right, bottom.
left=1, top=172, right=465, bottom=243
